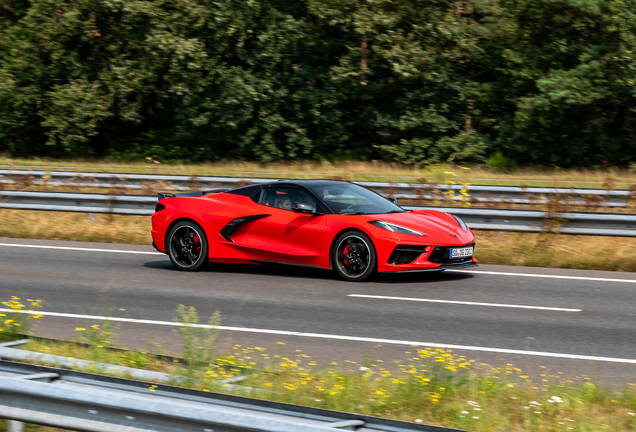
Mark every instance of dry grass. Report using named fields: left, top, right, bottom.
left=3, top=156, right=636, bottom=187
left=0, top=209, right=151, bottom=245
left=1, top=209, right=636, bottom=272
left=475, top=231, right=636, bottom=272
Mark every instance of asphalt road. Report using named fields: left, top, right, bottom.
left=1, top=237, right=636, bottom=385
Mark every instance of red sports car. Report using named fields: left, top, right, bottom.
left=151, top=180, right=477, bottom=281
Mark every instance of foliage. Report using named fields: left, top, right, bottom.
left=1, top=0, right=636, bottom=166
left=0, top=296, right=42, bottom=340
left=486, top=152, right=517, bottom=173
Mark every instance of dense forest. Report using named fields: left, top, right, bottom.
left=1, top=0, right=636, bottom=167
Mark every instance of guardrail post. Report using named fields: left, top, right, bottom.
left=7, top=420, right=24, bottom=432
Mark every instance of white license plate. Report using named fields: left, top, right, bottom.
left=450, top=246, right=473, bottom=258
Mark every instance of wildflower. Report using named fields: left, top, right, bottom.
left=629, top=413, right=635, bottom=416
left=461, top=411, right=469, bottom=415
left=472, top=416, right=479, bottom=420
left=75, top=327, right=86, bottom=331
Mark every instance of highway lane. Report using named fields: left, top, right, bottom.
left=1, top=237, right=636, bottom=384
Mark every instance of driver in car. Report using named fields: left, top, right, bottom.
left=278, top=197, right=292, bottom=210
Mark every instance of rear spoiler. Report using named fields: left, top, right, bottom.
left=157, top=189, right=230, bottom=200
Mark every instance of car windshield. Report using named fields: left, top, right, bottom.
left=307, top=183, right=406, bottom=215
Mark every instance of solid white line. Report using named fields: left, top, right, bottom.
left=0, top=243, right=162, bottom=255
left=5, top=308, right=636, bottom=364
left=455, top=270, right=636, bottom=284
left=348, top=294, right=581, bottom=312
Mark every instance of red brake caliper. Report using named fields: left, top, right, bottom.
left=193, top=234, right=201, bottom=253
left=343, top=245, right=349, bottom=267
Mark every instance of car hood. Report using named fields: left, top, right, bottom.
left=364, top=210, right=472, bottom=242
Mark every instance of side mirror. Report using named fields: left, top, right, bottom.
left=388, top=196, right=398, bottom=205
left=291, top=202, right=318, bottom=214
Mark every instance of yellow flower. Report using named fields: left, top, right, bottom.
left=75, top=327, right=86, bottom=331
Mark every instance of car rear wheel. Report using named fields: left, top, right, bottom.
left=167, top=221, right=209, bottom=271
left=333, top=231, right=376, bottom=282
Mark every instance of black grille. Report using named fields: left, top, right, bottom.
left=428, top=243, right=475, bottom=265
left=388, top=246, right=428, bottom=265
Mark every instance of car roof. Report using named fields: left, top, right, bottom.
left=226, top=179, right=352, bottom=198
left=264, top=179, right=349, bottom=188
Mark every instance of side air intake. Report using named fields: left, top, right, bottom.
left=220, top=215, right=270, bottom=242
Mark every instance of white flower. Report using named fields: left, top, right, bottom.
left=359, top=366, right=369, bottom=371
left=472, top=416, right=479, bottom=420
left=629, top=412, right=635, bottom=416
left=467, top=400, right=480, bottom=407
left=461, top=411, right=469, bottom=414
left=534, top=411, right=542, bottom=414
left=473, top=408, right=482, bottom=411
left=550, top=396, right=564, bottom=403
left=415, top=419, right=423, bottom=423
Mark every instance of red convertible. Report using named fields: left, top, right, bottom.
left=151, top=180, right=476, bottom=281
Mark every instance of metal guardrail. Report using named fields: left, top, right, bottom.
left=0, top=190, right=155, bottom=215
left=1, top=190, right=635, bottom=236
left=1, top=169, right=634, bottom=207
left=0, top=360, right=463, bottom=432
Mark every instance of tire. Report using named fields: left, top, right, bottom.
left=332, top=230, right=377, bottom=282
left=167, top=220, right=209, bottom=271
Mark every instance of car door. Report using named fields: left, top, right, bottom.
left=244, top=186, right=328, bottom=268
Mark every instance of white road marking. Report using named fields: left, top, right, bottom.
left=455, top=270, right=636, bottom=284
left=0, top=243, right=162, bottom=255
left=348, top=294, right=581, bottom=312
left=5, top=308, right=636, bottom=365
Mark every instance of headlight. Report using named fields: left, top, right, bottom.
left=369, top=221, right=425, bottom=236
left=453, top=215, right=468, bottom=231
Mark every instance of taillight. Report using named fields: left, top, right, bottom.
left=155, top=203, right=166, bottom=212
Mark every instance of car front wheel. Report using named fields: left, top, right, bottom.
left=333, top=231, right=377, bottom=282
left=167, top=221, right=209, bottom=271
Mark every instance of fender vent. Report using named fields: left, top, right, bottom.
left=220, top=214, right=270, bottom=242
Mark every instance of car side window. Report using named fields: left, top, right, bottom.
left=258, top=187, right=317, bottom=212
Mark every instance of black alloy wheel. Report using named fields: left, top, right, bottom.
left=167, top=221, right=209, bottom=271
left=333, top=231, right=377, bottom=281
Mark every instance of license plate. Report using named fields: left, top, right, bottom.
left=450, top=246, right=473, bottom=258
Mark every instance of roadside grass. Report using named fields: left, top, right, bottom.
left=475, top=231, right=636, bottom=272
left=2, top=209, right=636, bottom=272
left=0, top=209, right=150, bottom=245
left=4, top=300, right=636, bottom=431
left=2, top=156, right=636, bottom=187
